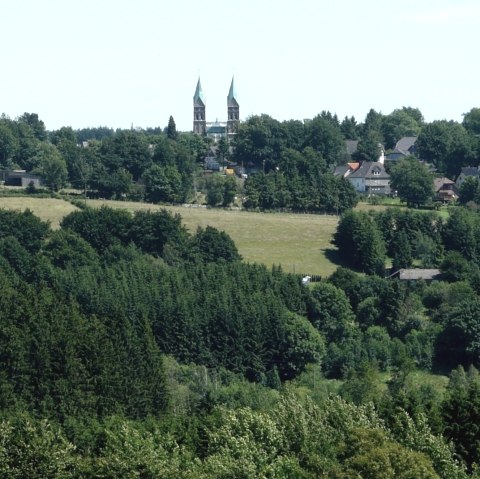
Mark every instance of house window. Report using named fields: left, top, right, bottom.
left=373, top=168, right=380, bottom=176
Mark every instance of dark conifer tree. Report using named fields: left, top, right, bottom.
left=166, top=115, right=178, bottom=140
left=392, top=230, right=413, bottom=271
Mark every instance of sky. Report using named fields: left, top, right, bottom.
left=1, top=0, right=479, bottom=132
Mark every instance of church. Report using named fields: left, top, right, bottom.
left=193, top=77, right=240, bottom=141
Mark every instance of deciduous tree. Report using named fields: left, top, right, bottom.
left=33, top=143, right=68, bottom=191
left=390, top=157, right=434, bottom=207
left=0, top=122, right=18, bottom=166
left=416, top=120, right=473, bottom=177
left=459, top=176, right=480, bottom=205
left=462, top=107, right=480, bottom=135
left=382, top=108, right=422, bottom=149
left=143, top=163, right=182, bottom=203
left=305, top=114, right=346, bottom=166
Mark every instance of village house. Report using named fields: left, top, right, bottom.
left=346, top=161, right=391, bottom=195
left=333, top=162, right=360, bottom=178
left=386, top=136, right=418, bottom=161
left=456, top=166, right=480, bottom=188
left=434, top=177, right=458, bottom=203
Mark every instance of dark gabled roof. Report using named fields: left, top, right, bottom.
left=395, top=136, right=417, bottom=154
left=348, top=161, right=390, bottom=179
left=333, top=165, right=350, bottom=177
left=333, top=162, right=360, bottom=177
left=433, top=177, right=455, bottom=192
left=459, top=166, right=480, bottom=177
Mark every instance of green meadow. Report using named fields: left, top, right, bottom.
left=0, top=197, right=341, bottom=276
left=88, top=200, right=340, bottom=276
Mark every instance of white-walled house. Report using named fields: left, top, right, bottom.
left=347, top=161, right=391, bottom=195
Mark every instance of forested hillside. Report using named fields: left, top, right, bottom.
left=1, top=204, right=480, bottom=477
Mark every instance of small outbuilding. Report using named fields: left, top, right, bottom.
left=390, top=268, right=442, bottom=281
left=1, top=170, right=43, bottom=187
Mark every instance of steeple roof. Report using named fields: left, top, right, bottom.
left=227, top=76, right=238, bottom=107
left=194, top=77, right=205, bottom=107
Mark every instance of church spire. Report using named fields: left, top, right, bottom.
left=193, top=77, right=205, bottom=106
left=227, top=76, right=239, bottom=136
left=227, top=76, right=238, bottom=107
left=193, top=77, right=206, bottom=134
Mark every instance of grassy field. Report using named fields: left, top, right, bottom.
left=0, top=197, right=341, bottom=276
left=0, top=197, right=79, bottom=229
left=88, top=200, right=340, bottom=276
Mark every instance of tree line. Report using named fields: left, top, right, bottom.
left=334, top=206, right=480, bottom=280
left=233, top=108, right=480, bottom=175
left=1, top=106, right=480, bottom=212
left=1, top=391, right=469, bottom=478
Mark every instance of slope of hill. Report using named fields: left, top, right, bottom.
left=0, top=197, right=340, bottom=276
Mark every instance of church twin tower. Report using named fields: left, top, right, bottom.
left=193, top=77, right=240, bottom=139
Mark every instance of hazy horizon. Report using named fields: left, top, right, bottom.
left=2, top=0, right=478, bottom=131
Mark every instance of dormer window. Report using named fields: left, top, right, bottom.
left=373, top=168, right=381, bottom=175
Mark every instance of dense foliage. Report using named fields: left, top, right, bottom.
left=2, top=104, right=479, bottom=212
left=1, top=204, right=480, bottom=476
left=390, top=156, right=435, bottom=207
left=333, top=207, right=480, bottom=276
left=2, top=101, right=480, bottom=474
left=243, top=147, right=358, bottom=213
